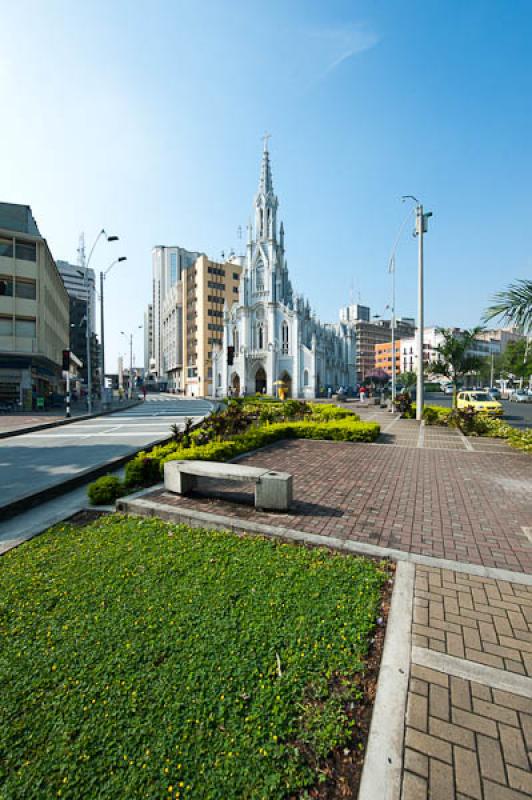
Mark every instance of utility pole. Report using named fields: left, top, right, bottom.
left=405, top=199, right=432, bottom=422
left=85, top=269, right=92, bottom=414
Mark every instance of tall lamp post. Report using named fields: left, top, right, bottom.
left=100, top=257, right=127, bottom=403
left=387, top=207, right=415, bottom=409
left=402, top=197, right=432, bottom=421
left=79, top=229, right=119, bottom=413
left=121, top=326, right=142, bottom=399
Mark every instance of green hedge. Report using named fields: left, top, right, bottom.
left=87, top=475, right=125, bottom=505
left=123, top=417, right=380, bottom=489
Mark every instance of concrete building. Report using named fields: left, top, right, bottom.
left=213, top=144, right=355, bottom=398
left=184, top=255, right=242, bottom=397
left=143, top=303, right=154, bottom=373
left=0, top=202, right=69, bottom=408
left=56, top=260, right=96, bottom=332
left=375, top=340, right=402, bottom=375
left=151, top=245, right=200, bottom=383
left=476, top=327, right=526, bottom=352
left=399, top=327, right=502, bottom=376
left=340, top=304, right=415, bottom=384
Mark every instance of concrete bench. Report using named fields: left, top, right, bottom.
left=163, top=460, right=293, bottom=511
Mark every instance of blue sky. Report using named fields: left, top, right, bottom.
left=2, top=0, right=531, bottom=368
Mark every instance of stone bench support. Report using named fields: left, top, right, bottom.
left=163, top=460, right=293, bottom=511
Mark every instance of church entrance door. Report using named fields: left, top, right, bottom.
left=280, top=371, right=292, bottom=398
left=255, top=367, right=267, bottom=395
left=231, top=373, right=240, bottom=397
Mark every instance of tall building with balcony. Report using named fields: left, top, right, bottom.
left=183, top=255, right=242, bottom=396
left=151, top=245, right=200, bottom=384
left=0, top=203, right=70, bottom=408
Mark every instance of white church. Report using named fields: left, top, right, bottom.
left=212, top=142, right=355, bottom=399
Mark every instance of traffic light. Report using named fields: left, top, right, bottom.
left=62, top=349, right=70, bottom=372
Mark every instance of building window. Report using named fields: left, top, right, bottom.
left=255, top=260, right=264, bottom=292
left=0, top=315, right=13, bottom=335
left=233, top=286, right=238, bottom=293
left=281, top=321, right=289, bottom=354
left=233, top=272, right=239, bottom=280
left=0, top=275, right=14, bottom=296
left=15, top=279, right=36, bottom=299
left=256, top=322, right=264, bottom=350
left=208, top=281, right=225, bottom=291
left=15, top=317, right=36, bottom=337
left=303, top=369, right=309, bottom=387
left=15, top=240, right=36, bottom=262
left=233, top=326, right=239, bottom=352
left=0, top=238, right=13, bottom=258
left=169, top=252, right=178, bottom=286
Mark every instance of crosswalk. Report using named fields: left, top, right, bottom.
left=110, top=398, right=214, bottom=419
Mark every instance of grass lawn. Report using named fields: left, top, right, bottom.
left=0, top=515, right=386, bottom=800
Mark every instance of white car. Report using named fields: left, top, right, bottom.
left=510, top=390, right=530, bottom=403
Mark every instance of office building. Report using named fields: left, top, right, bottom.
left=151, top=245, right=200, bottom=383
left=0, top=202, right=69, bottom=407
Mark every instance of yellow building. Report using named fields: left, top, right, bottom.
left=0, top=203, right=69, bottom=408
left=182, top=255, right=242, bottom=396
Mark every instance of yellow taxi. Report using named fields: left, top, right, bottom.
left=456, top=391, right=503, bottom=416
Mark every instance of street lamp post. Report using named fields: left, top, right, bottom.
left=80, top=229, right=119, bottom=413
left=100, top=257, right=127, bottom=404
left=402, top=197, right=432, bottom=421
left=121, top=326, right=142, bottom=399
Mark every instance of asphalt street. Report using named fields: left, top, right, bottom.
left=0, top=396, right=212, bottom=511
left=425, top=392, right=532, bottom=429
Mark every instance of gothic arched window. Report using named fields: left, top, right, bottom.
left=257, top=323, right=264, bottom=351
left=303, top=369, right=309, bottom=387
left=281, top=321, right=289, bottom=354
left=255, top=260, right=264, bottom=292
left=233, top=326, right=239, bottom=353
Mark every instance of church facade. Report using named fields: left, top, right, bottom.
left=212, top=144, right=355, bottom=399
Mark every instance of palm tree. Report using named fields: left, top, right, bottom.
left=431, top=328, right=484, bottom=407
left=483, top=279, right=532, bottom=334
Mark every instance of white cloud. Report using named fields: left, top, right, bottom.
left=307, top=23, right=379, bottom=79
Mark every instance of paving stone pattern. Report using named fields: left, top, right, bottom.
left=413, top=567, right=532, bottom=677
left=147, top=438, right=532, bottom=573
left=402, top=663, right=532, bottom=800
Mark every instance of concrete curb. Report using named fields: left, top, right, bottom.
left=412, top=646, right=532, bottom=699
left=358, top=561, right=415, bottom=800
left=0, top=400, right=141, bottom=440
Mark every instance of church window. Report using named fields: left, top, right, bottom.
left=303, top=369, right=309, bottom=387
left=281, top=321, right=289, bottom=354
left=259, top=209, right=264, bottom=238
left=233, top=326, right=239, bottom=352
left=256, top=322, right=264, bottom=350
left=255, top=260, right=264, bottom=292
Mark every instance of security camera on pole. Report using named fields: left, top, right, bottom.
left=402, top=197, right=432, bottom=421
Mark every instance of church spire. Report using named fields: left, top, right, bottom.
left=259, top=133, right=273, bottom=195
left=255, top=134, right=278, bottom=243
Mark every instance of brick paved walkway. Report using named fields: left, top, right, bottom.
left=142, top=438, right=532, bottom=573
left=403, top=565, right=532, bottom=799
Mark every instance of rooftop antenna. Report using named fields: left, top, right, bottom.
left=77, top=232, right=86, bottom=268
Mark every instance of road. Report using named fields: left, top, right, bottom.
left=0, top=396, right=212, bottom=511
left=425, top=392, right=532, bottom=429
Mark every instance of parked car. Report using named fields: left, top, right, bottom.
left=509, top=389, right=530, bottom=403
left=443, top=384, right=455, bottom=395
left=456, top=391, right=503, bottom=415
left=487, top=387, right=501, bottom=400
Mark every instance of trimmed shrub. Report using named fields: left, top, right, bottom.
left=308, top=403, right=358, bottom=420
left=87, top=476, right=125, bottom=505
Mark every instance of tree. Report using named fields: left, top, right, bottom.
left=500, top=339, right=532, bottom=383
left=398, top=370, right=417, bottom=392
left=483, top=279, right=532, bottom=335
left=431, top=328, right=484, bottom=407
